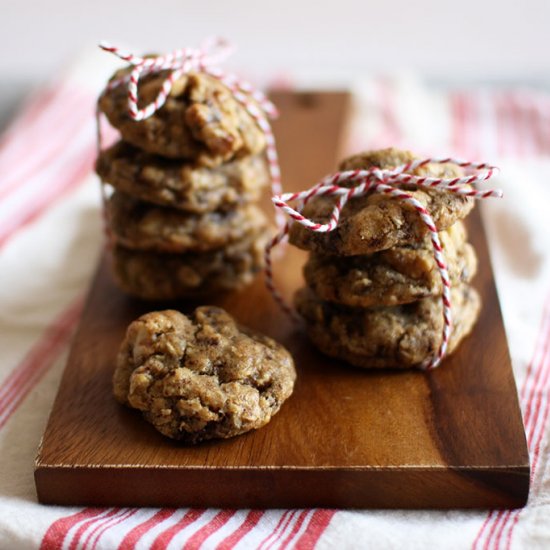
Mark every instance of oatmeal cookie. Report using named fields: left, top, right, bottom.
left=99, top=71, right=266, bottom=164
left=96, top=141, right=269, bottom=213
left=289, top=148, right=475, bottom=255
left=295, top=283, right=480, bottom=369
left=111, top=232, right=267, bottom=300
left=108, top=191, right=269, bottom=253
left=303, top=222, right=477, bottom=307
left=114, top=307, right=296, bottom=443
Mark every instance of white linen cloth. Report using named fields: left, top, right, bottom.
left=0, top=49, right=548, bottom=549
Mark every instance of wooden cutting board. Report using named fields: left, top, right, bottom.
left=34, top=91, right=530, bottom=509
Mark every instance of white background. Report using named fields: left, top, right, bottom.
left=0, top=0, right=549, bottom=127
left=1, top=0, right=549, bottom=84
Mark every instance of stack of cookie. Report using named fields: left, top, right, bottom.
left=95, top=69, right=271, bottom=300
left=290, top=148, right=481, bottom=369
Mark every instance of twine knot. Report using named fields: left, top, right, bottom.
left=97, top=38, right=283, bottom=203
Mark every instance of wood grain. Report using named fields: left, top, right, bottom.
left=34, top=91, right=530, bottom=509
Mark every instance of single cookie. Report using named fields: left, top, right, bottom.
left=107, top=191, right=269, bottom=254
left=295, top=283, right=481, bottom=369
left=289, top=148, right=475, bottom=255
left=112, top=232, right=268, bottom=300
left=96, top=141, right=270, bottom=213
left=96, top=141, right=269, bottom=213
left=303, top=222, right=478, bottom=307
left=99, top=71, right=266, bottom=164
left=114, top=307, right=296, bottom=443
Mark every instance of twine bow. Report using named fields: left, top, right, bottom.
left=96, top=38, right=283, bottom=203
left=265, top=157, right=503, bottom=370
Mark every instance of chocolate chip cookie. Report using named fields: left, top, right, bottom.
left=112, top=232, right=267, bottom=300
left=295, top=283, right=480, bottom=369
left=107, top=191, right=269, bottom=253
left=289, top=148, right=475, bottom=256
left=114, top=307, right=296, bottom=443
left=303, top=222, right=477, bottom=307
left=99, top=71, right=266, bottom=164
left=96, top=141, right=269, bottom=213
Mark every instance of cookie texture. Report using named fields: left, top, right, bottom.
left=107, top=191, right=269, bottom=253
left=112, top=233, right=267, bottom=300
left=99, top=71, right=266, bottom=164
left=295, top=284, right=481, bottom=369
left=96, top=141, right=269, bottom=213
left=303, top=222, right=478, bottom=307
left=289, top=148, right=475, bottom=255
left=114, top=307, right=296, bottom=443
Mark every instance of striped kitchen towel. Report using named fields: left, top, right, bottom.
left=0, top=50, right=549, bottom=549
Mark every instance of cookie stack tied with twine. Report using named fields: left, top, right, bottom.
left=266, top=148, right=502, bottom=370
left=95, top=40, right=280, bottom=300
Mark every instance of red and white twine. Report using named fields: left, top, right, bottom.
left=96, top=38, right=283, bottom=213
left=265, top=158, right=503, bottom=370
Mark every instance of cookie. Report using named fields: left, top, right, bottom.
left=289, top=148, right=475, bottom=255
left=99, top=71, right=266, bottom=164
left=303, top=222, right=478, bottom=307
left=96, top=141, right=269, bottom=213
left=107, top=191, right=269, bottom=254
left=295, top=283, right=481, bottom=369
left=111, top=232, right=267, bottom=300
left=114, top=307, right=296, bottom=443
